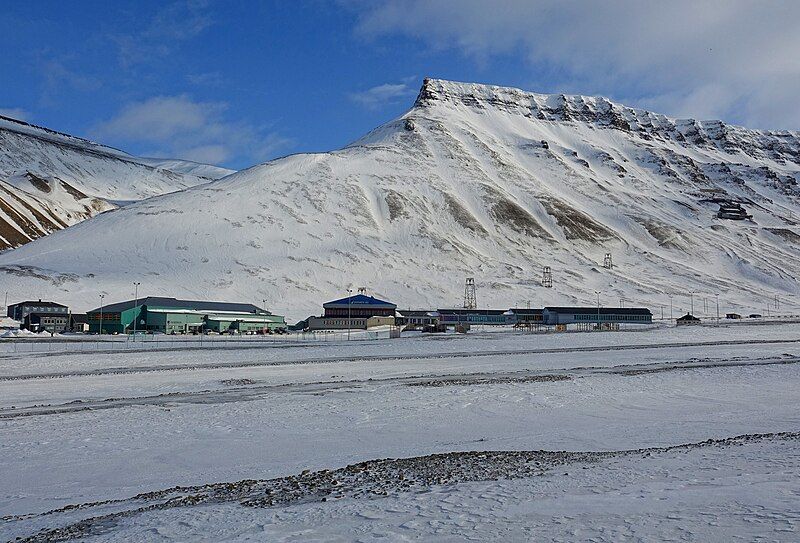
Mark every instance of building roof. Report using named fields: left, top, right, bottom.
left=544, top=306, right=652, bottom=315
left=323, top=294, right=396, bottom=309
left=438, top=308, right=512, bottom=316
left=10, top=300, right=68, bottom=308
left=677, top=313, right=701, bottom=321
left=397, top=310, right=440, bottom=317
left=509, top=308, right=544, bottom=315
left=88, top=296, right=268, bottom=315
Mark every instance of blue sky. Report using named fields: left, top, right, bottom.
left=2, top=1, right=799, bottom=170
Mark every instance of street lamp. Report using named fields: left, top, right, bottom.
left=99, top=294, right=105, bottom=336
left=132, top=282, right=141, bottom=336
left=594, top=290, right=601, bottom=331
left=346, top=288, right=353, bottom=341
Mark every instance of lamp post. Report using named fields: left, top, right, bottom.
left=669, top=295, right=673, bottom=322
left=595, top=290, right=601, bottom=331
left=689, top=291, right=694, bottom=316
left=715, top=293, right=719, bottom=326
left=346, top=288, right=353, bottom=341
left=99, top=294, right=105, bottom=336
left=132, top=282, right=140, bottom=336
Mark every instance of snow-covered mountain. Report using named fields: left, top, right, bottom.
left=0, top=115, right=234, bottom=250
left=1, top=79, right=798, bottom=319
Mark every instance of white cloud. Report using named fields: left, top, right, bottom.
left=186, top=71, right=224, bottom=86
left=92, top=95, right=293, bottom=166
left=115, top=0, right=214, bottom=67
left=350, top=1, right=800, bottom=129
left=350, top=79, right=417, bottom=110
left=0, top=108, right=29, bottom=121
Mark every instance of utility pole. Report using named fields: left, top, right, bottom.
left=669, top=295, right=674, bottom=322
left=132, top=282, right=140, bottom=336
left=99, top=294, right=105, bottom=336
left=690, top=292, right=694, bottom=316
left=660, top=304, right=664, bottom=320
left=715, top=293, right=719, bottom=326
left=347, top=288, right=353, bottom=341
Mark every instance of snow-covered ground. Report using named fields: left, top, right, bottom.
left=1, top=324, right=799, bottom=541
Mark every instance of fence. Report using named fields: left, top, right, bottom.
left=0, top=326, right=400, bottom=355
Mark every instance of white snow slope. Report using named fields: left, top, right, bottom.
left=0, top=115, right=234, bottom=250
left=0, top=79, right=798, bottom=318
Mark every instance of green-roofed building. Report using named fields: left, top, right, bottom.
left=87, top=297, right=286, bottom=334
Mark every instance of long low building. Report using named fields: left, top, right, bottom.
left=87, top=297, right=286, bottom=334
left=542, top=306, right=652, bottom=325
left=437, top=309, right=515, bottom=326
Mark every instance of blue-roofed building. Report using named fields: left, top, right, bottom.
left=307, top=294, right=397, bottom=330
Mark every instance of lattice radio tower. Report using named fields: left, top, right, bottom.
left=463, top=277, right=477, bottom=309
left=542, top=266, right=553, bottom=288
left=603, top=253, right=613, bottom=269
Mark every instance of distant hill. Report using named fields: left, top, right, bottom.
left=0, top=115, right=234, bottom=250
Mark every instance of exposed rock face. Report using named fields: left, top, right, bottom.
left=0, top=79, right=798, bottom=317
left=0, top=116, right=233, bottom=250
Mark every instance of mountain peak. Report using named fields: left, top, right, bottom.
left=412, top=78, right=800, bottom=160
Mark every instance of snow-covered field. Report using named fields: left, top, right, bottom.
left=1, top=323, right=799, bottom=541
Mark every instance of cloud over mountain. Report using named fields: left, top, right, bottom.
left=351, top=0, right=800, bottom=129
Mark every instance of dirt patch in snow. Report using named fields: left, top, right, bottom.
left=765, top=227, right=800, bottom=244
left=443, top=193, right=486, bottom=234
left=408, top=374, right=571, bottom=387
left=539, top=197, right=616, bottom=242
left=384, top=190, right=408, bottom=221
left=634, top=217, right=688, bottom=250
left=0, top=265, right=79, bottom=286
left=490, top=198, right=552, bottom=239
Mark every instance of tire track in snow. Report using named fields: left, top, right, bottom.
left=2, top=355, right=796, bottom=419
left=2, top=337, right=799, bottom=382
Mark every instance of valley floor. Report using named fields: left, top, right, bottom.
left=1, top=323, right=799, bottom=541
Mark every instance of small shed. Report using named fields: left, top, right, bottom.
left=676, top=313, right=701, bottom=325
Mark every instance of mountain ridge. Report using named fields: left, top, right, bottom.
left=0, top=115, right=235, bottom=250
left=1, top=79, right=797, bottom=319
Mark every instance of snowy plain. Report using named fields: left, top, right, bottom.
left=1, top=322, right=799, bottom=541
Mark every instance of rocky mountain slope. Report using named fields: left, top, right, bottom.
left=0, top=79, right=798, bottom=319
left=0, top=116, right=233, bottom=250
